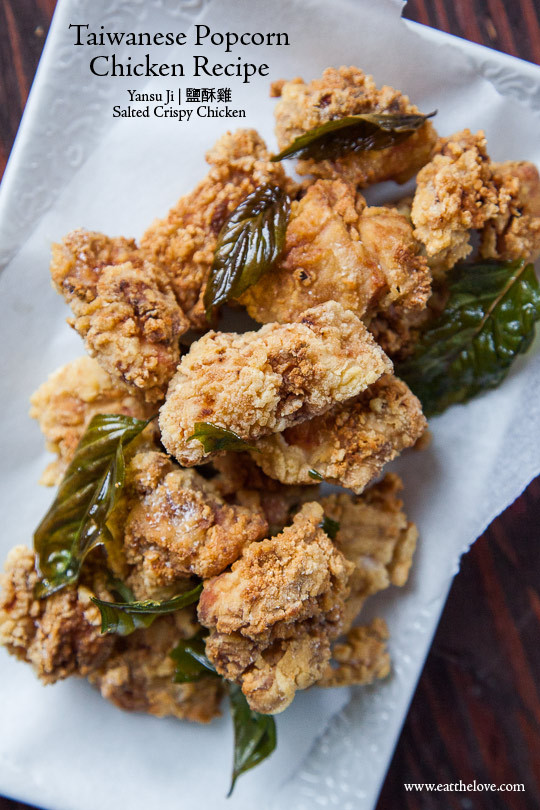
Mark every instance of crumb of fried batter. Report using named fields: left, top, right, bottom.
left=480, top=161, right=540, bottom=263
left=273, top=66, right=437, bottom=187
left=199, top=502, right=353, bottom=714
left=251, top=375, right=426, bottom=493
left=0, top=546, right=115, bottom=683
left=30, top=356, right=153, bottom=486
left=159, top=301, right=392, bottom=467
left=140, top=128, right=295, bottom=329
left=122, top=450, right=268, bottom=589
left=321, top=474, right=417, bottom=629
left=88, top=614, right=223, bottom=723
left=241, top=179, right=431, bottom=326
left=318, top=618, right=391, bottom=687
left=411, top=129, right=514, bottom=275
left=51, top=230, right=188, bottom=402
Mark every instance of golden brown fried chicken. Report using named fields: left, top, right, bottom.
left=199, top=502, right=353, bottom=714
left=30, top=356, right=153, bottom=486
left=88, top=615, right=223, bottom=723
left=321, top=474, right=417, bottom=629
left=272, top=66, right=437, bottom=187
left=480, top=160, right=540, bottom=263
left=411, top=130, right=515, bottom=275
left=122, top=450, right=268, bottom=592
left=140, top=129, right=293, bottom=329
left=51, top=230, right=188, bottom=402
left=159, top=301, right=392, bottom=467
left=251, top=375, right=426, bottom=493
left=0, top=545, right=221, bottom=721
left=210, top=452, right=318, bottom=535
left=241, top=179, right=431, bottom=325
left=319, top=618, right=391, bottom=688
left=368, top=287, right=449, bottom=361
left=0, top=546, right=114, bottom=683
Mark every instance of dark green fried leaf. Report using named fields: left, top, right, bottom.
left=271, top=110, right=436, bottom=162
left=398, top=259, right=540, bottom=416
left=170, top=634, right=218, bottom=682
left=187, top=422, right=259, bottom=454
left=91, top=582, right=203, bottom=635
left=320, top=515, right=340, bottom=540
left=228, top=683, right=277, bottom=796
left=204, top=184, right=290, bottom=319
left=308, top=468, right=324, bottom=481
left=34, top=414, right=149, bottom=598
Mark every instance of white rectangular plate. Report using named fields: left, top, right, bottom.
left=1, top=2, right=540, bottom=809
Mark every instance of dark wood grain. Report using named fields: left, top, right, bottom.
left=0, top=0, right=56, bottom=176
left=1, top=2, right=540, bottom=810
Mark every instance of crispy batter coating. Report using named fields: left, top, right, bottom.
left=272, top=66, right=437, bottom=187
left=51, top=231, right=188, bottom=401
left=251, top=375, right=426, bottom=492
left=88, top=615, right=223, bottom=723
left=321, top=474, right=417, bottom=629
left=123, top=450, right=268, bottom=590
left=159, top=301, right=392, bottom=466
left=0, top=546, right=114, bottom=683
left=199, top=502, right=353, bottom=713
left=319, top=618, right=391, bottom=687
left=411, top=130, right=514, bottom=274
left=241, top=179, right=431, bottom=325
left=140, top=129, right=293, bottom=329
left=480, top=161, right=540, bottom=263
left=30, top=356, right=152, bottom=486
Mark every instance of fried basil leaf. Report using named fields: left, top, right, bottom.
left=204, top=184, right=290, bottom=318
left=308, top=468, right=324, bottom=481
left=320, top=515, right=340, bottom=540
left=91, top=583, right=203, bottom=636
left=34, top=414, right=149, bottom=598
left=398, top=259, right=540, bottom=416
left=187, top=422, right=259, bottom=454
left=271, top=111, right=436, bottom=162
left=228, top=684, right=277, bottom=796
left=170, top=634, right=218, bottom=682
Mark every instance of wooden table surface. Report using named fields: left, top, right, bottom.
left=1, top=1, right=539, bottom=808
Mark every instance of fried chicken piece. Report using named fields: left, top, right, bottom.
left=88, top=615, right=223, bottom=723
left=51, top=230, right=188, bottom=402
left=0, top=547, right=221, bottom=723
left=321, top=474, right=417, bottom=629
left=210, top=452, right=318, bottom=534
left=140, top=129, right=293, bottom=329
left=411, top=130, right=515, bottom=275
left=251, top=375, right=426, bottom=493
left=199, top=502, right=353, bottom=713
left=272, top=66, right=437, bottom=187
left=29, top=356, right=153, bottom=486
left=318, top=618, right=391, bottom=687
left=368, top=285, right=450, bottom=361
left=122, top=450, right=268, bottom=591
left=241, top=179, right=431, bottom=325
left=0, top=546, right=114, bottom=683
left=480, top=161, right=540, bottom=263
left=160, top=301, right=392, bottom=466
